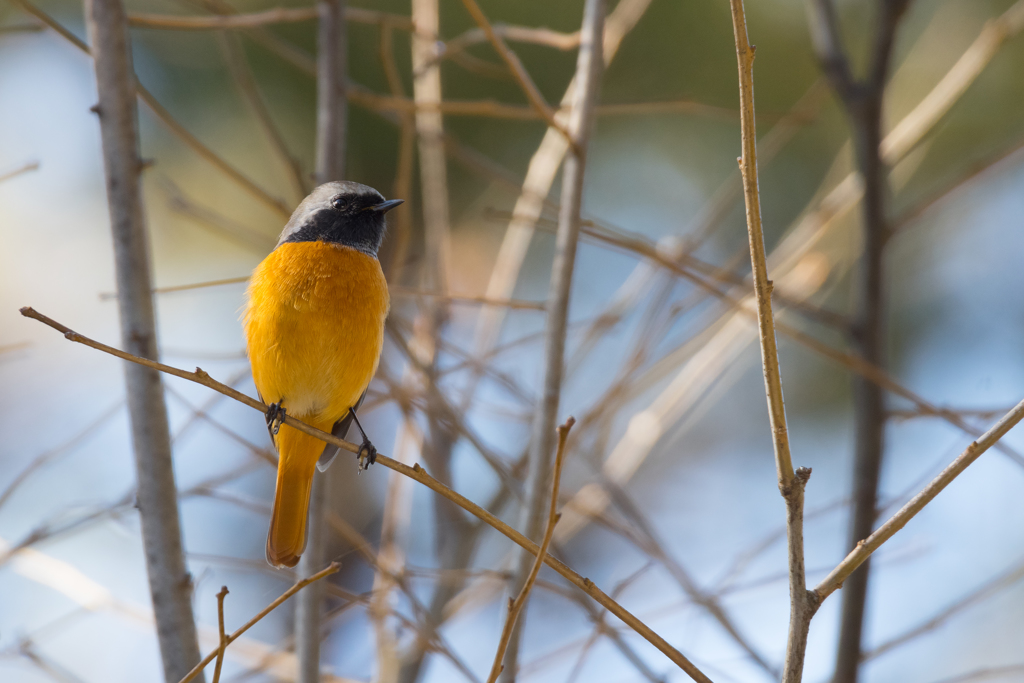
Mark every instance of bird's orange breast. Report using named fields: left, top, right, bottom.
left=243, top=241, right=390, bottom=423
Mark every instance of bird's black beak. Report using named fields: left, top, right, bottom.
left=364, top=199, right=404, bottom=214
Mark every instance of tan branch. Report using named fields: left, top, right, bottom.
left=21, top=307, right=712, bottom=683
left=815, top=397, right=1024, bottom=601
left=176, top=563, right=340, bottom=683
left=457, top=0, right=571, bottom=144
left=211, top=587, right=229, bottom=683
left=486, top=417, right=573, bottom=683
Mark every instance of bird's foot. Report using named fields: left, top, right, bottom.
left=357, top=439, right=377, bottom=471
left=348, top=406, right=376, bottom=471
left=265, top=402, right=286, bottom=436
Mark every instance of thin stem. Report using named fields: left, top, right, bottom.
left=729, top=4, right=812, bottom=680
left=815, top=397, right=1024, bottom=601
left=486, top=417, right=574, bottom=683
left=176, top=563, right=341, bottom=683
left=21, top=306, right=713, bottom=683
left=211, top=587, right=229, bottom=683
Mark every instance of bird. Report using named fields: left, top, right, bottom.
left=243, top=181, right=401, bottom=568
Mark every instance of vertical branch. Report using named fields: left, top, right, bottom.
left=296, top=2, right=347, bottom=682
left=501, top=2, right=605, bottom=681
left=411, top=0, right=451, bottom=295
left=82, top=0, right=204, bottom=680
left=803, top=2, right=911, bottom=680
left=394, top=3, right=456, bottom=681
left=212, top=587, right=229, bottom=683
left=729, top=3, right=816, bottom=681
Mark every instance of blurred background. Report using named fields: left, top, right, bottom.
left=2, top=0, right=1024, bottom=681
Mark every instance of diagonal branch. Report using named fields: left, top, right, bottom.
left=457, top=0, right=572, bottom=145
left=815, top=396, right=1024, bottom=602
left=20, top=307, right=714, bottom=683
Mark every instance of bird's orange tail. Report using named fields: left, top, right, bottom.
left=267, top=420, right=331, bottom=568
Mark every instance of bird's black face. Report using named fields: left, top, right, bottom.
left=278, top=183, right=403, bottom=256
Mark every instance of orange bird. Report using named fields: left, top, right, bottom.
left=243, top=181, right=401, bottom=568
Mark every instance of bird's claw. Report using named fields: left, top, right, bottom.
left=357, top=440, right=377, bottom=471
left=266, top=402, right=286, bottom=436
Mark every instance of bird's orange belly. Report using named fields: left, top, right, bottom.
left=243, top=241, right=390, bottom=423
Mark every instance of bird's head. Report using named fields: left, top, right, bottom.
left=276, top=181, right=403, bottom=256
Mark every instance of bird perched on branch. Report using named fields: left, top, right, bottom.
left=243, top=181, right=402, bottom=568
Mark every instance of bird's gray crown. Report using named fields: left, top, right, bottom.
left=276, top=181, right=401, bottom=256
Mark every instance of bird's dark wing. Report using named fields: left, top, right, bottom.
left=317, top=391, right=366, bottom=471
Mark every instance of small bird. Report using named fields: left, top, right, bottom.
left=243, top=181, right=401, bottom=568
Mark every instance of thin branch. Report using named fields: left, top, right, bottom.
left=729, top=4, right=815, bottom=681
left=82, top=0, right=203, bottom=678
left=128, top=6, right=411, bottom=30
left=14, top=0, right=291, bottom=218
left=216, top=31, right=308, bottom=201
left=21, top=307, right=713, bottom=683
left=211, top=587, right=229, bottom=683
left=457, top=0, right=571, bottom=144
left=486, top=418, right=573, bottom=683
left=176, top=563, right=340, bottom=683
left=815, top=396, right=1024, bottom=601
left=0, top=161, right=40, bottom=183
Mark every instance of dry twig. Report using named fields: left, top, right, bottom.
left=486, top=417, right=574, bottom=683
left=20, top=306, right=712, bottom=682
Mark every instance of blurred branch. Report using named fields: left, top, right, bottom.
left=803, top=1, right=912, bottom=679
left=0, top=401, right=123, bottom=514
left=0, top=161, right=40, bottom=183
left=729, top=4, right=815, bottom=682
left=102, top=273, right=545, bottom=309
left=470, top=0, right=651, bottom=401
left=486, top=417, right=573, bottom=683
left=502, top=1, right=604, bottom=680
left=863, top=554, right=1024, bottom=662
left=14, top=0, right=292, bottom=218
left=815, top=397, right=1024, bottom=602
left=296, top=2, right=348, bottom=679
left=217, top=32, right=308, bottom=201
left=457, top=0, right=571, bottom=144
left=21, top=306, right=713, bottom=683
left=128, top=6, right=410, bottom=30
left=176, top=563, right=340, bottom=683
left=82, top=0, right=203, bottom=678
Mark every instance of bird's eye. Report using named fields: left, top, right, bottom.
left=330, top=195, right=348, bottom=211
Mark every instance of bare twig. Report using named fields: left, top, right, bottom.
left=457, top=0, right=571, bottom=143
left=21, top=307, right=713, bottom=683
left=729, top=3, right=815, bottom=681
left=176, top=563, right=341, bottom=683
left=128, top=6, right=411, bottom=30
left=0, top=161, right=39, bottom=183
left=82, top=0, right=203, bottom=678
left=211, top=587, right=229, bottom=683
left=815, top=397, right=1024, bottom=602
left=14, top=0, right=291, bottom=218
left=486, top=418, right=573, bottom=683
left=216, top=31, right=308, bottom=201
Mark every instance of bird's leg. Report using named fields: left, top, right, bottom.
left=348, top=407, right=376, bottom=470
left=266, top=401, right=287, bottom=436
